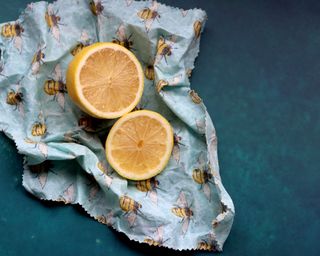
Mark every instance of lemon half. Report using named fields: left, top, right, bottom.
left=106, top=110, right=174, bottom=180
left=66, top=42, right=144, bottom=119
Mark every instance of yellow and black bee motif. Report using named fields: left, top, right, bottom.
left=96, top=211, right=114, bottom=226
left=171, top=191, right=193, bottom=236
left=78, top=115, right=95, bottom=132
left=6, top=89, right=23, bottom=109
left=31, top=112, right=47, bottom=137
left=189, top=89, right=202, bottom=104
left=71, top=31, right=92, bottom=56
left=112, top=24, right=134, bottom=51
left=172, top=132, right=185, bottom=163
left=31, top=45, right=46, bottom=75
left=97, top=161, right=113, bottom=188
left=155, top=35, right=175, bottom=64
left=136, top=177, right=160, bottom=204
left=89, top=0, right=104, bottom=16
left=197, top=233, right=218, bottom=251
left=193, top=20, right=202, bottom=40
left=186, top=68, right=192, bottom=78
left=28, top=161, right=55, bottom=189
left=119, top=195, right=142, bottom=227
left=45, top=4, right=62, bottom=41
left=145, top=63, right=155, bottom=80
left=156, top=79, right=168, bottom=92
left=192, top=167, right=213, bottom=201
left=212, top=202, right=229, bottom=228
left=44, top=64, right=67, bottom=109
left=144, top=226, right=169, bottom=247
left=1, top=22, right=24, bottom=52
left=137, top=1, right=160, bottom=32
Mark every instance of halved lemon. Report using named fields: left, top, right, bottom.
left=106, top=110, right=174, bottom=180
left=66, top=42, right=144, bottom=119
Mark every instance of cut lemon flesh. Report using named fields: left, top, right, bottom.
left=66, top=42, right=144, bottom=119
left=106, top=110, right=174, bottom=180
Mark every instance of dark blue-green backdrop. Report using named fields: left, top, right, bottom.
left=0, top=1, right=319, bottom=255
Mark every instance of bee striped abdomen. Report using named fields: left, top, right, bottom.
left=193, top=20, right=202, bottom=39
left=172, top=207, right=188, bottom=218
left=119, top=195, right=141, bottom=212
left=71, top=43, right=85, bottom=56
left=145, top=65, right=155, bottom=80
left=45, top=12, right=53, bottom=28
left=192, top=168, right=206, bottom=184
left=144, top=238, right=160, bottom=246
left=44, top=80, right=66, bottom=95
left=136, top=179, right=152, bottom=192
left=31, top=122, right=47, bottom=136
left=138, top=8, right=152, bottom=20
left=1, top=24, right=21, bottom=38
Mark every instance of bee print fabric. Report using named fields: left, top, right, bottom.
left=0, top=0, right=234, bottom=251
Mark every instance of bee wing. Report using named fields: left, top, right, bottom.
left=145, top=19, right=154, bottom=33
left=127, top=212, right=137, bottom=227
left=176, top=191, right=187, bottom=207
left=203, top=183, right=211, bottom=201
left=80, top=30, right=89, bottom=42
left=24, top=137, right=35, bottom=144
left=38, top=142, right=48, bottom=158
left=18, top=103, right=25, bottom=117
left=53, top=63, right=62, bottom=81
left=38, top=171, right=48, bottom=189
left=126, top=0, right=133, bottom=6
left=64, top=184, right=75, bottom=203
left=150, top=0, right=159, bottom=11
left=117, top=24, right=126, bottom=41
left=181, top=218, right=190, bottom=236
left=168, top=74, right=182, bottom=86
left=31, top=62, right=40, bottom=75
left=89, top=185, right=99, bottom=201
left=47, top=4, right=54, bottom=15
left=155, top=225, right=163, bottom=241
left=14, top=37, right=22, bottom=53
left=106, top=211, right=114, bottom=226
left=52, top=26, right=60, bottom=42
left=104, top=174, right=113, bottom=188
left=57, top=93, right=65, bottom=110
left=195, top=119, right=205, bottom=133
left=181, top=9, right=188, bottom=17
left=172, top=145, right=180, bottom=163
left=149, top=190, right=157, bottom=205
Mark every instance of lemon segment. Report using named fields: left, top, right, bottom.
left=66, top=42, right=144, bottom=119
left=106, top=110, right=174, bottom=180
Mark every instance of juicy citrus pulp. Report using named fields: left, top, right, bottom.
left=66, top=42, right=144, bottom=119
left=106, top=110, right=174, bottom=180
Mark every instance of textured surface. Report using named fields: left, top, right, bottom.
left=0, top=0, right=319, bottom=256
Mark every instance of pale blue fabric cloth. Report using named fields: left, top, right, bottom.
left=0, top=0, right=234, bottom=251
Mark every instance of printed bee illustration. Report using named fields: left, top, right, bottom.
left=6, top=89, right=23, bottom=110
left=144, top=225, right=169, bottom=247
left=193, top=20, right=202, bottom=40
left=24, top=138, right=48, bottom=159
left=145, top=63, right=155, bottom=81
left=89, top=0, right=104, bottom=16
left=126, top=0, right=133, bottom=7
left=172, top=132, right=185, bottom=163
left=136, top=177, right=160, bottom=204
left=137, top=0, right=160, bottom=32
left=197, top=233, right=219, bottom=251
left=31, top=113, right=47, bottom=137
left=119, top=195, right=142, bottom=227
left=28, top=161, right=55, bottom=189
left=112, top=24, right=134, bottom=51
left=155, top=35, right=175, bottom=64
left=97, top=161, right=113, bottom=188
left=156, top=74, right=182, bottom=92
left=60, top=184, right=76, bottom=204
left=45, top=4, right=63, bottom=42
left=78, top=115, right=96, bottom=132
left=192, top=167, right=213, bottom=201
left=63, top=131, right=79, bottom=143
left=1, top=21, right=24, bottom=52
left=181, top=9, right=188, bottom=17
left=44, top=64, right=67, bottom=109
left=96, top=211, right=114, bottom=226
left=31, top=44, right=46, bottom=75
left=212, top=202, right=228, bottom=228
left=186, top=68, right=192, bottom=78
left=189, top=89, right=202, bottom=104
left=70, top=31, right=91, bottom=56
left=171, top=192, right=193, bottom=236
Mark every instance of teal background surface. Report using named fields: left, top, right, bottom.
left=0, top=0, right=319, bottom=255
